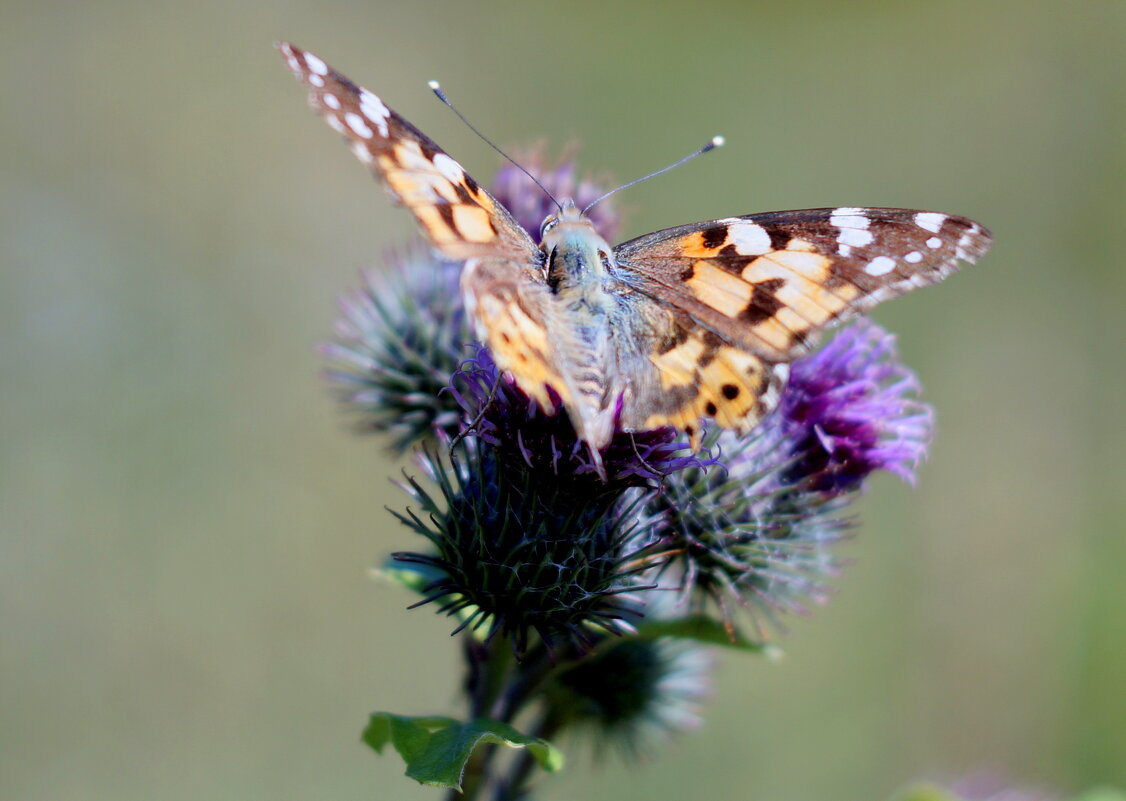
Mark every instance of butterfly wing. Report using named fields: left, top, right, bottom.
left=611, top=207, right=991, bottom=436
left=279, top=44, right=572, bottom=411
left=277, top=42, right=538, bottom=263
left=608, top=302, right=790, bottom=444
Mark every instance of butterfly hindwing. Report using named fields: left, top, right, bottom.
left=614, top=208, right=992, bottom=361
left=277, top=42, right=537, bottom=264
left=460, top=256, right=572, bottom=416
left=611, top=310, right=789, bottom=445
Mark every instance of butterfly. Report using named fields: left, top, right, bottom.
left=278, top=42, right=992, bottom=463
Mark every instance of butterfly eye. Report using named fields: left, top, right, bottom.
left=540, top=215, right=559, bottom=239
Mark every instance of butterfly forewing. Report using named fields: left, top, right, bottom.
left=277, top=42, right=537, bottom=263
left=614, top=208, right=992, bottom=361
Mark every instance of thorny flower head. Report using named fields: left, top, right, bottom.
left=544, top=636, right=711, bottom=756
left=389, top=349, right=707, bottom=652
left=321, top=248, right=467, bottom=451
left=324, top=150, right=936, bottom=653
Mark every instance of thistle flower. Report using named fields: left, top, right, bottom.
left=654, top=320, right=934, bottom=633
left=321, top=248, right=469, bottom=451
left=389, top=349, right=707, bottom=652
left=491, top=148, right=621, bottom=241
left=448, top=346, right=704, bottom=489
left=778, top=319, right=933, bottom=493
left=543, top=636, right=711, bottom=755
left=390, top=445, right=664, bottom=651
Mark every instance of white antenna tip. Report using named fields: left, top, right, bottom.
left=427, top=80, right=441, bottom=90
left=711, top=135, right=726, bottom=148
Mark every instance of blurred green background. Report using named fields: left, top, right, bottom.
left=3, top=0, right=1124, bottom=799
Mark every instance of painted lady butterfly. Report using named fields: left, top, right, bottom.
left=278, top=43, right=991, bottom=459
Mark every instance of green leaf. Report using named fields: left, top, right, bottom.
left=635, top=615, right=782, bottom=657
left=362, top=712, right=564, bottom=790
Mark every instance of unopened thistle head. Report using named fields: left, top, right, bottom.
left=321, top=249, right=467, bottom=451
left=544, top=636, right=711, bottom=754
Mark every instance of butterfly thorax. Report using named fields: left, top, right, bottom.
left=536, top=200, right=622, bottom=446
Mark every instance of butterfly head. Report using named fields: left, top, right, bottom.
left=539, top=198, right=602, bottom=246
left=538, top=198, right=616, bottom=285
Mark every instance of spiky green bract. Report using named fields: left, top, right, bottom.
left=542, top=636, right=710, bottom=756
left=653, top=321, right=934, bottom=634
left=388, top=347, right=708, bottom=654
left=321, top=248, right=469, bottom=452
left=653, top=430, right=847, bottom=633
left=391, top=442, right=667, bottom=652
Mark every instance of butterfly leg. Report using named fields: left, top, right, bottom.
left=448, top=372, right=501, bottom=454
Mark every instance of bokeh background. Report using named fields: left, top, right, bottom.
left=3, top=0, right=1124, bottom=799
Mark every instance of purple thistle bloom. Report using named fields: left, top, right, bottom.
left=448, top=346, right=706, bottom=489
left=773, top=318, right=933, bottom=493
left=491, top=148, right=621, bottom=241
left=652, top=321, right=935, bottom=635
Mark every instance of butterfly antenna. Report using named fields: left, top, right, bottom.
left=582, top=136, right=725, bottom=215
left=428, top=80, right=562, bottom=212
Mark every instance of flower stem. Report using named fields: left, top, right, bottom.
left=448, top=636, right=519, bottom=801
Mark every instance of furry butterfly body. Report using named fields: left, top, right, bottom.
left=278, top=43, right=992, bottom=459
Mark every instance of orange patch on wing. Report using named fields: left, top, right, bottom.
left=476, top=295, right=564, bottom=414
left=452, top=204, right=496, bottom=243
left=681, top=230, right=727, bottom=257
left=743, top=249, right=858, bottom=324
left=644, top=334, right=770, bottom=438
left=686, top=261, right=754, bottom=317
left=652, top=335, right=707, bottom=389
left=749, top=314, right=801, bottom=352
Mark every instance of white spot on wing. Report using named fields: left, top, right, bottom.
left=838, top=227, right=874, bottom=248
left=432, top=153, right=465, bottom=182
left=304, top=53, right=329, bottom=75
left=727, top=221, right=772, bottom=255
left=905, top=251, right=923, bottom=263
left=359, top=90, right=390, bottom=137
left=345, top=112, right=373, bottom=138
left=309, top=74, right=325, bottom=88
left=915, top=212, right=946, bottom=233
left=926, top=236, right=943, bottom=249
left=865, top=256, right=897, bottom=276
left=956, top=231, right=978, bottom=260
left=830, top=210, right=871, bottom=229
left=323, top=93, right=341, bottom=110
left=350, top=141, right=374, bottom=164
